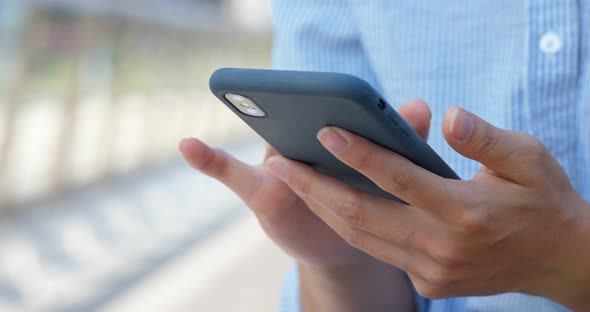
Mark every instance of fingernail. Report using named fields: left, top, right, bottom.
left=317, top=128, right=349, bottom=155
left=449, top=107, right=474, bottom=140
left=267, top=156, right=289, bottom=180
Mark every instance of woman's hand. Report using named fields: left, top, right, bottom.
left=179, top=99, right=433, bottom=311
left=266, top=104, right=590, bottom=310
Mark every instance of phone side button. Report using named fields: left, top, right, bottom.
left=389, top=114, right=412, bottom=137
left=400, top=126, right=412, bottom=137
left=387, top=114, right=399, bottom=127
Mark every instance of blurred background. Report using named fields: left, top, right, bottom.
left=0, top=0, right=291, bottom=311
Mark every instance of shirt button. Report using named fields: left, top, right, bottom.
left=539, top=32, right=562, bottom=55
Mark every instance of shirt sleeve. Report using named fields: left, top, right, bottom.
left=460, top=294, right=571, bottom=312
left=418, top=293, right=571, bottom=312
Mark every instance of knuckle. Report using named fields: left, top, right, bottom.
left=436, top=252, right=466, bottom=268
left=294, top=173, right=313, bottom=195
left=383, top=168, right=417, bottom=195
left=341, top=227, right=365, bottom=249
left=427, top=267, right=453, bottom=286
left=335, top=192, right=367, bottom=226
left=471, top=126, right=501, bottom=158
left=422, top=263, right=466, bottom=290
left=455, top=208, right=491, bottom=236
left=399, top=228, right=419, bottom=249
left=517, top=135, right=547, bottom=166
left=430, top=243, right=472, bottom=268
left=397, top=253, right=415, bottom=272
left=414, top=283, right=451, bottom=299
left=355, top=148, right=377, bottom=172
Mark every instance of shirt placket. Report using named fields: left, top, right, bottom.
left=525, top=0, right=580, bottom=177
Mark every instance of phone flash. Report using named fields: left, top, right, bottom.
left=225, top=93, right=266, bottom=117
left=228, top=94, right=245, bottom=102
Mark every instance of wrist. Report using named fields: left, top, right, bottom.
left=298, top=257, right=414, bottom=312
left=548, top=194, right=590, bottom=309
left=569, top=197, right=590, bottom=309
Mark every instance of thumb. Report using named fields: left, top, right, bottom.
left=442, top=106, right=545, bottom=183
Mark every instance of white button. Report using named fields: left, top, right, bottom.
left=539, top=32, right=562, bottom=55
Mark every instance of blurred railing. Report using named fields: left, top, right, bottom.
left=0, top=0, right=274, bottom=311
left=0, top=0, right=272, bottom=212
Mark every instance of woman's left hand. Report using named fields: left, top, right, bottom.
left=266, top=104, right=590, bottom=310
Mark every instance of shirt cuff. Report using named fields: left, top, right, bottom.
left=279, top=264, right=433, bottom=312
left=279, top=263, right=301, bottom=312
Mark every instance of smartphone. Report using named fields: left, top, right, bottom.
left=209, top=68, right=459, bottom=201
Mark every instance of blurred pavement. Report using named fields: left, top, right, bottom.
left=104, top=215, right=292, bottom=312
left=0, top=137, right=293, bottom=312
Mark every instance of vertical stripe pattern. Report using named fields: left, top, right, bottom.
left=270, top=1, right=589, bottom=311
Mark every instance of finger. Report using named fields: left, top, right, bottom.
left=302, top=194, right=479, bottom=292
left=266, top=157, right=494, bottom=287
left=263, top=144, right=279, bottom=162
left=397, top=98, right=431, bottom=141
left=442, top=107, right=547, bottom=184
left=266, top=155, right=430, bottom=250
left=300, top=194, right=431, bottom=275
left=316, top=127, right=460, bottom=210
left=179, top=137, right=262, bottom=200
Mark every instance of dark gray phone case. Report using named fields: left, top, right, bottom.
left=210, top=68, right=459, bottom=201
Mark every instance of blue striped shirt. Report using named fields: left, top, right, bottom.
left=271, top=1, right=590, bottom=311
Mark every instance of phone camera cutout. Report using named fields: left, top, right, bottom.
left=225, top=93, right=266, bottom=117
